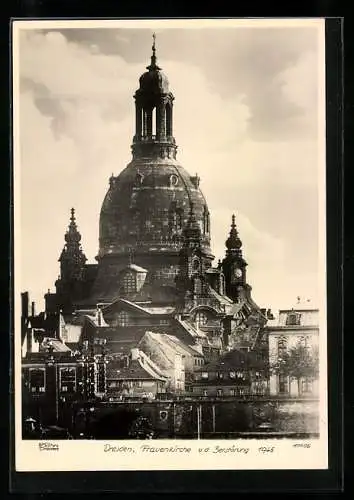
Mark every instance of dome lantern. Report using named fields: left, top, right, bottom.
left=132, top=33, right=176, bottom=160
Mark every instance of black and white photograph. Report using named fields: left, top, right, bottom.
left=13, top=18, right=327, bottom=471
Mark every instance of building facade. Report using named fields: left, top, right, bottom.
left=267, top=300, right=320, bottom=398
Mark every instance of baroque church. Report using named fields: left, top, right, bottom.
left=22, top=37, right=271, bottom=398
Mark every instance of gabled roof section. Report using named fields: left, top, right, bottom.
left=102, top=298, right=175, bottom=318
left=106, top=350, right=168, bottom=381
left=139, top=331, right=203, bottom=359
left=102, top=298, right=153, bottom=316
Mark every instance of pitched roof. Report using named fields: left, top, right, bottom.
left=163, top=334, right=204, bottom=356
left=41, top=338, right=72, bottom=353
left=106, top=353, right=167, bottom=381
left=139, top=331, right=203, bottom=361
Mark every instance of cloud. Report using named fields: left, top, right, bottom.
left=17, top=27, right=322, bottom=312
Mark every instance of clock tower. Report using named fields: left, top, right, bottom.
left=221, top=214, right=248, bottom=302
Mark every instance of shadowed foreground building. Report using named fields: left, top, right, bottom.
left=21, top=38, right=275, bottom=432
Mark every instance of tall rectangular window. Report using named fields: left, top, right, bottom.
left=278, top=374, right=289, bottom=394
left=29, top=368, right=45, bottom=393
left=59, top=367, right=76, bottom=393
left=301, top=378, right=312, bottom=394
left=277, top=337, right=288, bottom=357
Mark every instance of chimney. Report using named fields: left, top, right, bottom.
left=21, top=292, right=29, bottom=319
left=31, top=301, right=36, bottom=317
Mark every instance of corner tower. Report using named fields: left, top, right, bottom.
left=91, top=35, right=213, bottom=302
left=221, top=214, right=248, bottom=302
left=54, top=208, right=88, bottom=311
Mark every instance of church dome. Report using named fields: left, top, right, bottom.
left=139, top=68, right=169, bottom=94
left=99, top=160, right=212, bottom=258
left=90, top=35, right=214, bottom=301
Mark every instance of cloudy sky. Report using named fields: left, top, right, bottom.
left=14, top=20, right=325, bottom=312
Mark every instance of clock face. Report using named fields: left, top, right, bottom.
left=234, top=268, right=242, bottom=279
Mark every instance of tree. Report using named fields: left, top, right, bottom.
left=271, top=343, right=319, bottom=396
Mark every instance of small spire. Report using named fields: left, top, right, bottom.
left=60, top=208, right=87, bottom=266
left=152, top=32, right=156, bottom=55
left=226, top=213, right=242, bottom=252
left=147, top=32, right=161, bottom=71
left=68, top=207, right=79, bottom=235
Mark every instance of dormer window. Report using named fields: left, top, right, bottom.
left=192, top=258, right=200, bottom=273
left=286, top=312, right=301, bottom=326
left=195, top=311, right=208, bottom=327
left=122, top=271, right=136, bottom=293
left=169, top=174, right=179, bottom=187
left=203, top=206, right=210, bottom=234
left=117, top=311, right=130, bottom=327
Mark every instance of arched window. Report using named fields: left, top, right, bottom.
left=152, top=106, right=156, bottom=137
left=117, top=311, right=130, bottom=327
left=142, top=109, right=148, bottom=137
left=169, top=174, right=179, bottom=187
left=122, top=272, right=136, bottom=293
left=166, top=102, right=172, bottom=136
left=195, top=311, right=208, bottom=327
left=192, top=258, right=200, bottom=273
left=219, top=273, right=225, bottom=295
left=203, top=206, right=210, bottom=234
